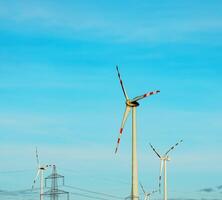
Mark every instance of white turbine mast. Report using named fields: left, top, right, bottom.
left=115, top=66, right=160, bottom=200
left=149, top=140, right=183, bottom=200
left=139, top=182, right=157, bottom=200
left=32, top=147, right=51, bottom=200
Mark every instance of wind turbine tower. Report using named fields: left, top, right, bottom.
left=149, top=140, right=183, bottom=200
left=115, top=66, right=160, bottom=200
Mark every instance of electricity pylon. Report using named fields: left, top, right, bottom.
left=43, top=165, right=69, bottom=200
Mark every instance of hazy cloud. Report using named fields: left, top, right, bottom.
left=216, top=185, right=222, bottom=190
left=168, top=198, right=221, bottom=200
left=168, top=198, right=198, bottom=200
left=201, top=199, right=221, bottom=200
left=199, top=188, right=214, bottom=193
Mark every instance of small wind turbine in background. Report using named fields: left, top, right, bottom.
left=139, top=182, right=157, bottom=200
left=32, top=148, right=51, bottom=200
left=149, top=140, right=183, bottom=200
left=115, top=66, right=160, bottom=200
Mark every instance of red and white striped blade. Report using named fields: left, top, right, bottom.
left=159, top=160, right=163, bottom=193
left=151, top=190, right=158, bottom=194
left=149, top=143, right=161, bottom=158
left=116, top=66, right=129, bottom=100
left=164, top=139, right=183, bottom=156
left=44, top=164, right=52, bottom=169
left=115, top=105, right=131, bottom=154
left=139, top=182, right=146, bottom=194
left=35, top=147, right=39, bottom=166
left=131, top=90, right=160, bottom=102
left=32, top=169, right=40, bottom=189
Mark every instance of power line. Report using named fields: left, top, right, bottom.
left=0, top=169, right=32, bottom=174
left=61, top=168, right=129, bottom=186
left=64, top=185, right=124, bottom=199
left=0, top=189, right=38, bottom=197
left=69, top=191, right=122, bottom=200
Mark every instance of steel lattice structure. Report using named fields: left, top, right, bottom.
left=43, top=165, right=69, bottom=200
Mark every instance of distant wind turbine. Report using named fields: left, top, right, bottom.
left=32, top=148, right=51, bottom=200
left=149, top=140, right=183, bottom=200
left=115, top=66, right=160, bottom=200
left=139, top=182, right=157, bottom=200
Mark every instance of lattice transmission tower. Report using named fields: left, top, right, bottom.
left=42, top=165, right=69, bottom=200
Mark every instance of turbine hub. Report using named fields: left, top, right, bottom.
left=165, top=156, right=170, bottom=161
left=126, top=100, right=139, bottom=107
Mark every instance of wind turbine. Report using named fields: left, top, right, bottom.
left=149, top=140, right=183, bottom=200
left=32, top=148, right=51, bottom=200
left=115, top=66, right=160, bottom=200
left=139, top=183, right=157, bottom=200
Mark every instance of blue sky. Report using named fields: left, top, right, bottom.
left=0, top=0, right=222, bottom=199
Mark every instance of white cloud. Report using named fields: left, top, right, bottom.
left=0, top=1, right=221, bottom=43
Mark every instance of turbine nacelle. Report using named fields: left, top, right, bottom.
left=126, top=100, right=139, bottom=107
left=39, top=165, right=51, bottom=170
left=161, top=156, right=170, bottom=161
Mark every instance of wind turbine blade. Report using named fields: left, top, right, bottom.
left=32, top=169, right=40, bottom=189
left=139, top=182, right=146, bottom=194
left=151, top=190, right=158, bottom=194
left=35, top=147, right=39, bottom=166
left=159, top=160, right=164, bottom=193
left=149, top=143, right=161, bottom=158
left=164, top=139, right=183, bottom=155
left=116, top=65, right=129, bottom=100
left=45, top=164, right=52, bottom=169
left=131, top=90, right=160, bottom=102
left=115, top=105, right=131, bottom=153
